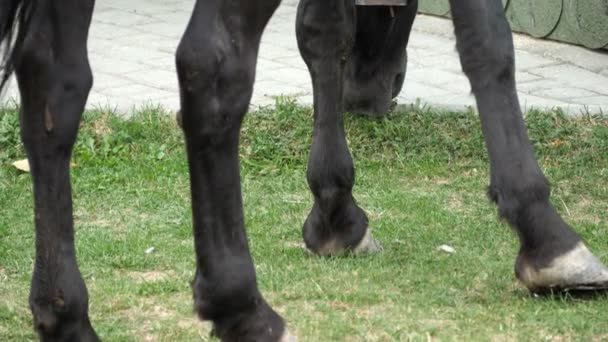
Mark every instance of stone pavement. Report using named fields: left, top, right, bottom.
left=3, top=0, right=608, bottom=115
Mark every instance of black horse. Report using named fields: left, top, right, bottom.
left=1, top=0, right=607, bottom=341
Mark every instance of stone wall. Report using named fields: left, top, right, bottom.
left=418, top=0, right=608, bottom=49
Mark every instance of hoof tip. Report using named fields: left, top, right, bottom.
left=518, top=242, right=608, bottom=293
left=352, top=229, right=382, bottom=255
left=280, top=330, right=298, bottom=342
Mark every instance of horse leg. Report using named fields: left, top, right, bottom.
left=449, top=0, right=608, bottom=293
left=176, top=1, right=294, bottom=340
left=13, top=0, right=98, bottom=339
left=344, top=1, right=418, bottom=117
left=296, top=0, right=380, bottom=256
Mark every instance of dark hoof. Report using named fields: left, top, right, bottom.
left=313, top=228, right=382, bottom=257
left=351, top=229, right=383, bottom=255
left=303, top=199, right=380, bottom=256
left=516, top=242, right=608, bottom=294
left=280, top=330, right=298, bottom=342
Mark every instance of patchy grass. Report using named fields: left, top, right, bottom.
left=1, top=100, right=608, bottom=341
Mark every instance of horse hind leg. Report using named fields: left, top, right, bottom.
left=449, top=0, right=608, bottom=293
left=11, top=0, right=99, bottom=339
left=176, top=1, right=295, bottom=340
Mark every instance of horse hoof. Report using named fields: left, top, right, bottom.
left=516, top=242, right=608, bottom=294
left=280, top=330, right=298, bottom=342
left=313, top=228, right=381, bottom=256
left=352, top=229, right=382, bottom=255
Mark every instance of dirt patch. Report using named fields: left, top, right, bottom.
left=283, top=241, right=306, bottom=250
left=446, top=194, right=466, bottom=213
left=128, top=270, right=176, bottom=284
left=418, top=319, right=454, bottom=330
left=92, top=113, right=112, bottom=136
left=126, top=304, right=173, bottom=341
left=491, top=334, right=517, bottom=342
left=592, top=334, right=608, bottom=342
left=568, top=196, right=604, bottom=225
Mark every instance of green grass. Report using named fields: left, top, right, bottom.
left=1, top=99, right=608, bottom=341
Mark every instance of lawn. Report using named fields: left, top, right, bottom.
left=1, top=99, right=608, bottom=341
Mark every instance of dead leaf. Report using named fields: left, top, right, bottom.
left=12, top=159, right=30, bottom=172
left=11, top=159, right=76, bottom=172
left=438, top=244, right=456, bottom=254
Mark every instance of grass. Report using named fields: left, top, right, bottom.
left=1, top=99, right=608, bottom=341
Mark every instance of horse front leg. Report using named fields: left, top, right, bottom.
left=14, top=0, right=99, bottom=340
left=296, top=0, right=380, bottom=256
left=176, top=1, right=294, bottom=340
left=449, top=0, right=608, bottom=293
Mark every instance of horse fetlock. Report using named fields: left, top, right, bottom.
left=192, top=265, right=260, bottom=321
left=29, top=287, right=97, bottom=341
left=487, top=178, right=551, bottom=226
left=211, top=299, right=289, bottom=342
left=192, top=267, right=289, bottom=342
left=516, top=242, right=608, bottom=294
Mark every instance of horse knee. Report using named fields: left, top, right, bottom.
left=17, top=42, right=91, bottom=152
left=296, top=0, right=356, bottom=67
left=176, top=39, right=254, bottom=146
left=452, top=8, right=515, bottom=91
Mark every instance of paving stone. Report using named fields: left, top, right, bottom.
left=408, top=66, right=471, bottom=93
left=96, top=84, right=174, bottom=113
left=515, top=72, right=543, bottom=83
left=569, top=96, right=608, bottom=106
left=533, top=87, right=600, bottom=101
left=531, top=64, right=608, bottom=95
left=122, top=69, right=179, bottom=92
left=519, top=94, right=570, bottom=110
left=252, top=80, right=308, bottom=99
left=266, top=67, right=312, bottom=89
left=89, top=55, right=148, bottom=75
left=91, top=71, right=134, bottom=92
left=412, top=53, right=463, bottom=71
left=92, top=9, right=161, bottom=27
left=1, top=0, right=607, bottom=116
left=515, top=51, right=561, bottom=70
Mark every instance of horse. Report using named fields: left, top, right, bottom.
left=1, top=0, right=607, bottom=341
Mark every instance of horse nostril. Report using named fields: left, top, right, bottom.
left=35, top=315, right=57, bottom=335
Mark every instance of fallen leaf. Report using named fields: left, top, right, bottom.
left=438, top=244, right=455, bottom=254
left=11, top=159, right=76, bottom=172
left=12, top=159, right=30, bottom=172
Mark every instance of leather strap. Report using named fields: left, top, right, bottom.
left=355, top=0, right=408, bottom=6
